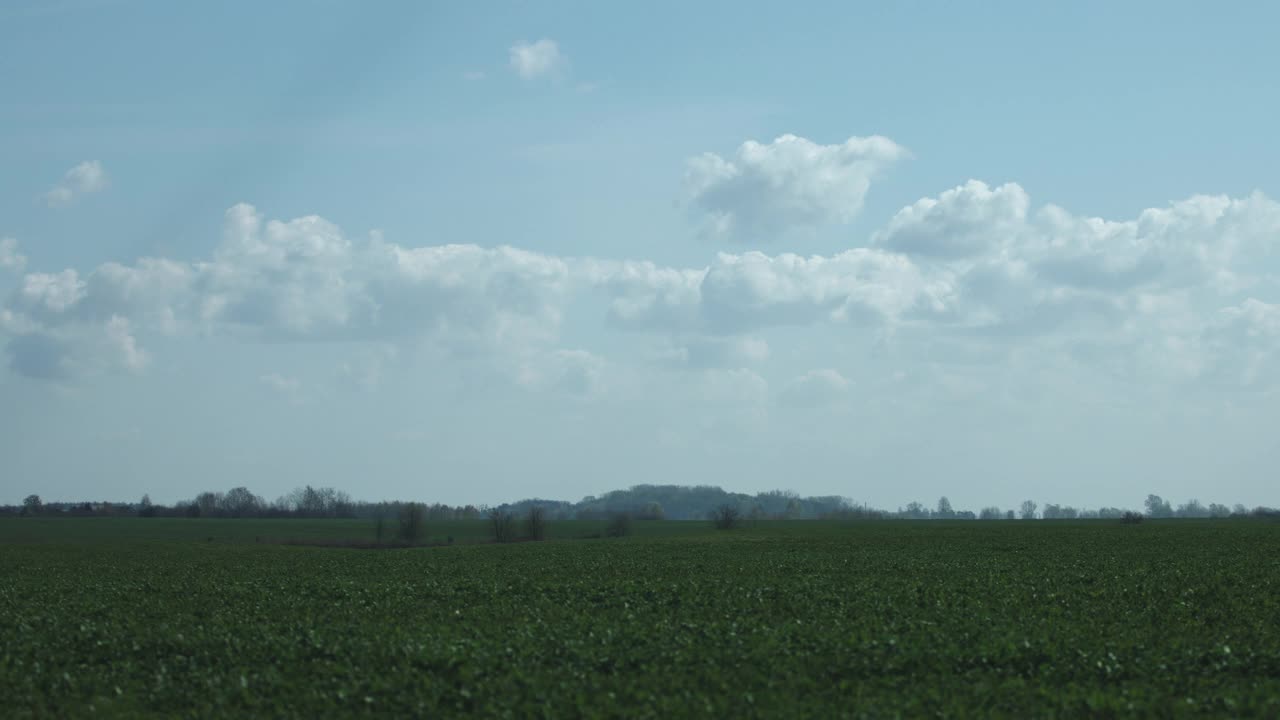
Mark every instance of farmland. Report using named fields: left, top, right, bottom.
left=2, top=518, right=1278, bottom=717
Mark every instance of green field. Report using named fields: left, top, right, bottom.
left=2, top=518, right=1278, bottom=718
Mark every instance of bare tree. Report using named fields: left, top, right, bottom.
left=524, top=506, right=547, bottom=541
left=398, top=503, right=425, bottom=544
left=711, top=504, right=741, bottom=530
left=489, top=508, right=517, bottom=543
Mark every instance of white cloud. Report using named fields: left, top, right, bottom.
left=779, top=369, right=850, bottom=407
left=104, top=315, right=148, bottom=372
left=686, top=134, right=905, bottom=241
left=1, top=312, right=150, bottom=381
left=509, top=39, right=564, bottom=79
left=0, top=238, right=26, bottom=272
left=599, top=248, right=928, bottom=334
left=876, top=180, right=1029, bottom=259
left=879, top=182, right=1280, bottom=292
left=865, top=182, right=1280, bottom=372
left=17, top=270, right=86, bottom=315
left=5, top=185, right=1280, bottom=395
left=2, top=204, right=576, bottom=381
left=198, top=203, right=573, bottom=345
left=45, top=160, right=107, bottom=208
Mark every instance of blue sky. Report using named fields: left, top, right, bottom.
left=3, top=0, right=1279, bottom=510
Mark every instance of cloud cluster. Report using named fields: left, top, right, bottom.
left=45, top=161, right=107, bottom=208
left=596, top=248, right=929, bottom=334
left=884, top=182, right=1280, bottom=331
left=5, top=172, right=1279, bottom=399
left=1, top=204, right=576, bottom=381
left=685, top=134, right=906, bottom=241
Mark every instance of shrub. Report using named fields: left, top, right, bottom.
left=524, top=506, right=547, bottom=541
left=710, top=504, right=741, bottom=530
left=1121, top=511, right=1144, bottom=525
left=605, top=512, right=632, bottom=538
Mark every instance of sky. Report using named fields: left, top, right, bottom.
left=2, top=0, right=1279, bottom=510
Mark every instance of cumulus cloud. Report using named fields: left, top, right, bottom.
left=16, top=270, right=86, bottom=316
left=779, top=369, right=850, bottom=407
left=869, top=181, right=1280, bottom=357
left=879, top=181, right=1280, bottom=290
left=597, top=248, right=929, bottom=334
left=876, top=180, right=1029, bottom=259
left=5, top=185, right=1280, bottom=395
left=509, top=39, right=564, bottom=79
left=1, top=204, right=576, bottom=381
left=2, top=312, right=149, bottom=380
left=45, top=161, right=107, bottom=207
left=0, top=238, right=26, bottom=272
left=104, top=316, right=148, bottom=372
left=685, top=134, right=905, bottom=241
left=199, top=203, right=574, bottom=345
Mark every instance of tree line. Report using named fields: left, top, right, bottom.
left=7, top=485, right=1278, bottom=522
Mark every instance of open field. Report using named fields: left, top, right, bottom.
left=2, top=518, right=1279, bottom=717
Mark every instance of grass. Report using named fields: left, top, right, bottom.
left=2, top=517, right=1278, bottom=717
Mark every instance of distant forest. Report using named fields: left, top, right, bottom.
left=7, top=484, right=1279, bottom=522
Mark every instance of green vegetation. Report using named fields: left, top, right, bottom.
left=2, top=518, right=1278, bottom=717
